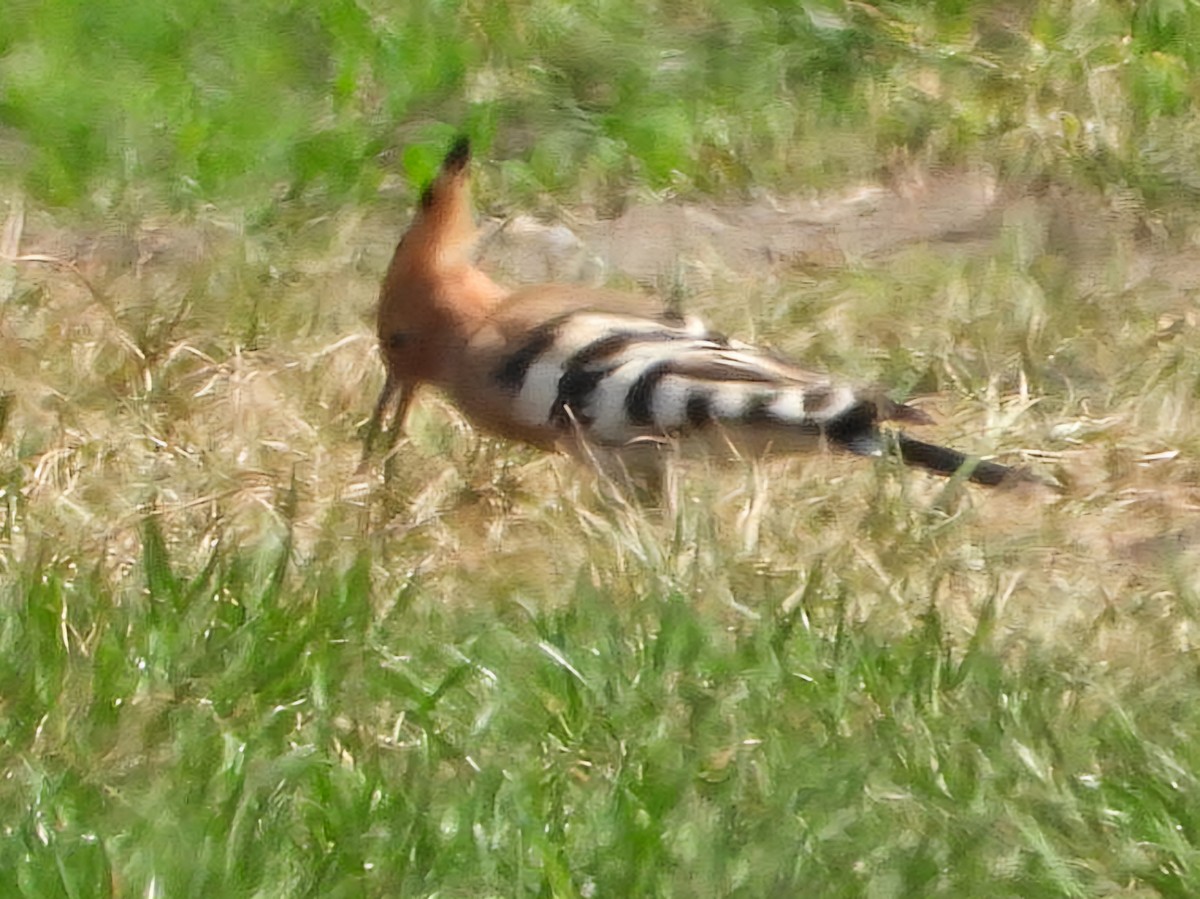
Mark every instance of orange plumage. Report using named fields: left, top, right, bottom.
left=364, top=137, right=1023, bottom=487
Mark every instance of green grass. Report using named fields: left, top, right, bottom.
left=6, top=478, right=1200, bottom=896
left=4, top=0, right=1200, bottom=211
left=4, top=0, right=1200, bottom=896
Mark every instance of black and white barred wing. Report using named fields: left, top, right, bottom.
left=489, top=310, right=872, bottom=449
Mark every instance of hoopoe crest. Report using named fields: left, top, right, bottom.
left=364, top=136, right=1024, bottom=487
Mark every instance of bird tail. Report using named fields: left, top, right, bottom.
left=825, top=400, right=1019, bottom=486
left=896, top=433, right=1018, bottom=486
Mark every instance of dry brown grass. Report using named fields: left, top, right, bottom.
left=5, top=164, right=1200, bottom=898
left=7, top=170, right=1199, bottom=677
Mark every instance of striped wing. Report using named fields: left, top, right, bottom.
left=487, top=310, right=865, bottom=447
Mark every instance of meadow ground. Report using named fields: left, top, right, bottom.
left=4, top=1, right=1200, bottom=896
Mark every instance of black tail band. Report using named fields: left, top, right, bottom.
left=894, top=434, right=1014, bottom=486
left=823, top=399, right=1018, bottom=486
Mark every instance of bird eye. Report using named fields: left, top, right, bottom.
left=386, top=331, right=408, bottom=350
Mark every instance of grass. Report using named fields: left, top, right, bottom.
left=4, top=0, right=1200, bottom=895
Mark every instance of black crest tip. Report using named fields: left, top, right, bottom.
left=443, top=135, right=471, bottom=174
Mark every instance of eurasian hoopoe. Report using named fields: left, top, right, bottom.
left=364, top=137, right=1022, bottom=487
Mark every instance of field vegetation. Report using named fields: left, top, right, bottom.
left=3, top=0, right=1200, bottom=895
